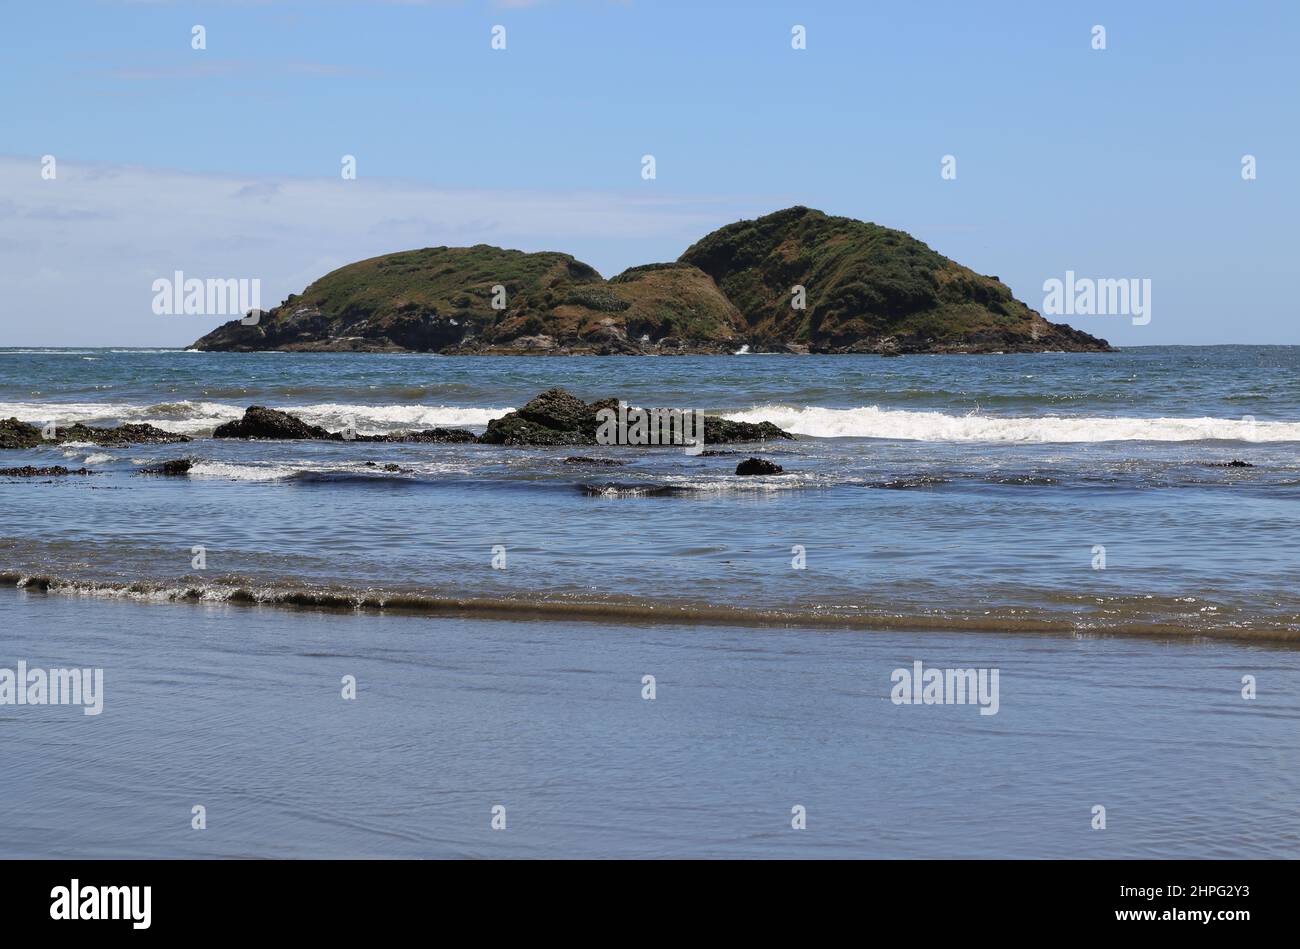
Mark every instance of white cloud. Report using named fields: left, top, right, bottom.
left=0, top=155, right=762, bottom=346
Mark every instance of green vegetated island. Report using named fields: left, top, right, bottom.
left=191, top=206, right=1111, bottom=355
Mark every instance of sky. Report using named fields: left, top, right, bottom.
left=1, top=0, right=1297, bottom=347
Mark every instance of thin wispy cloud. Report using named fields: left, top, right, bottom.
left=0, top=155, right=766, bottom=346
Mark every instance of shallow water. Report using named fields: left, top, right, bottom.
left=2, top=346, right=1299, bottom=857
left=2, top=590, right=1297, bottom=859
left=2, top=347, right=1299, bottom=638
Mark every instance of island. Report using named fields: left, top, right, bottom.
left=190, top=206, right=1112, bottom=355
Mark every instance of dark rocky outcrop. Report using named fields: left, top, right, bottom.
left=0, top=465, right=94, bottom=477
left=480, top=389, right=615, bottom=446
left=67, top=423, right=189, bottom=447
left=1, top=418, right=189, bottom=449
left=206, top=392, right=791, bottom=448
left=563, top=456, right=628, bottom=466
left=359, top=429, right=478, bottom=444
left=191, top=208, right=1109, bottom=355
left=735, top=457, right=784, bottom=476
left=213, top=406, right=333, bottom=440
left=138, top=459, right=193, bottom=476
left=0, top=419, right=46, bottom=450
left=214, top=406, right=478, bottom=443
left=480, top=388, right=794, bottom=447
left=704, top=418, right=791, bottom=444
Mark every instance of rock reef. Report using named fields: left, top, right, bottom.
left=208, top=389, right=793, bottom=447
left=0, top=418, right=189, bottom=450
left=735, top=458, right=784, bottom=476
left=0, top=465, right=95, bottom=477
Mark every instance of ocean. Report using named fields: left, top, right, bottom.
left=2, top=345, right=1299, bottom=857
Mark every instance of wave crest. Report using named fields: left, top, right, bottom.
left=721, top=405, right=1300, bottom=443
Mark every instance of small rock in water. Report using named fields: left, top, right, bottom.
left=213, top=406, right=333, bottom=440
left=563, top=456, right=627, bottom=466
left=361, top=428, right=477, bottom=443
left=735, top=457, right=783, bottom=476
left=0, top=417, right=188, bottom=449
left=139, top=459, right=192, bottom=476
left=0, top=465, right=94, bottom=477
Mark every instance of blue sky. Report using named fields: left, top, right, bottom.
left=1, top=0, right=1296, bottom=346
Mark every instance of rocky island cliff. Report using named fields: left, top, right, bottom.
left=191, top=207, right=1111, bottom=355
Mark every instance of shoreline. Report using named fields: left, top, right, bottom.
left=5, top=571, right=1297, bottom=648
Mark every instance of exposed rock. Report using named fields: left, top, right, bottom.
left=202, top=395, right=791, bottom=448
left=62, top=423, right=189, bottom=446
left=1209, top=460, right=1254, bottom=468
left=212, top=406, right=480, bottom=443
left=735, top=457, right=784, bottom=476
left=0, top=418, right=43, bottom=449
left=480, top=389, right=615, bottom=446
left=0, top=417, right=189, bottom=449
left=214, top=406, right=334, bottom=440
left=0, top=465, right=94, bottom=477
left=563, top=456, right=628, bottom=466
left=363, top=428, right=478, bottom=444
left=703, top=418, right=792, bottom=444
left=139, top=459, right=193, bottom=476
left=480, top=388, right=793, bottom=447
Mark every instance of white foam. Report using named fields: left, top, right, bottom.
left=186, top=459, right=469, bottom=481
left=280, top=402, right=509, bottom=431
left=9, top=397, right=1295, bottom=444
left=720, top=405, right=1300, bottom=443
left=0, top=400, right=241, bottom=434
left=0, top=400, right=512, bottom=435
left=188, top=461, right=299, bottom=481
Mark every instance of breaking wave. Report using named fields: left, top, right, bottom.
left=720, top=405, right=1300, bottom=443
left=6, top=397, right=1299, bottom=444
left=0, top=400, right=511, bottom=436
left=4, top=571, right=1298, bottom=645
